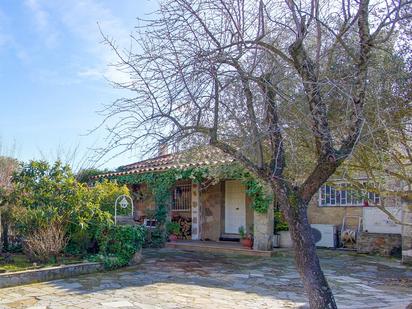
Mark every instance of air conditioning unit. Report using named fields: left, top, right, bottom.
left=311, top=224, right=337, bottom=248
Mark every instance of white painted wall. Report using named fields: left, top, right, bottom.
left=363, top=207, right=402, bottom=234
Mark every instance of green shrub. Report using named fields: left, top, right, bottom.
left=274, top=210, right=289, bottom=233
left=95, top=224, right=146, bottom=269
left=166, top=221, right=180, bottom=236
left=76, top=168, right=109, bottom=184
left=8, top=160, right=126, bottom=257
left=143, top=227, right=166, bottom=248
left=89, top=180, right=130, bottom=216
left=238, top=226, right=246, bottom=238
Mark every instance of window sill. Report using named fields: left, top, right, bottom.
left=318, top=205, right=367, bottom=208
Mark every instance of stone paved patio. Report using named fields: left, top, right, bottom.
left=0, top=248, right=411, bottom=309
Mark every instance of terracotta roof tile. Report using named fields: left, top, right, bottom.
left=97, top=147, right=234, bottom=178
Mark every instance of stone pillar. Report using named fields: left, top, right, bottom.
left=0, top=212, right=3, bottom=252
left=253, top=205, right=274, bottom=251
left=402, top=194, right=412, bottom=265
left=191, top=182, right=201, bottom=240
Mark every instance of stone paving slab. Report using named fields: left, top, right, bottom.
left=0, top=249, right=411, bottom=308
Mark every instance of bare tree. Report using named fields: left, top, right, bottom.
left=98, top=0, right=411, bottom=307
left=341, top=18, right=412, bottom=225
left=0, top=156, right=19, bottom=206
left=0, top=156, right=19, bottom=252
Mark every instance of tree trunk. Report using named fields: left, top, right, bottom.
left=278, top=190, right=337, bottom=309
left=1, top=221, right=9, bottom=252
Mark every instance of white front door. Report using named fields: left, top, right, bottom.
left=225, top=180, right=246, bottom=234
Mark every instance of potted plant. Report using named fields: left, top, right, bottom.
left=166, top=221, right=181, bottom=242
left=238, top=226, right=253, bottom=249
left=274, top=210, right=290, bottom=248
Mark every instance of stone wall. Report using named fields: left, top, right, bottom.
left=253, top=205, right=274, bottom=251
left=357, top=232, right=402, bottom=257
left=308, top=196, right=363, bottom=229
left=402, top=196, right=412, bottom=265
left=307, top=191, right=400, bottom=231
left=0, top=262, right=103, bottom=289
left=200, top=182, right=223, bottom=241
left=129, top=184, right=155, bottom=221
left=200, top=180, right=254, bottom=241
left=245, top=194, right=254, bottom=234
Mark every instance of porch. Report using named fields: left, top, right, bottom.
left=165, top=240, right=275, bottom=257
left=132, top=178, right=274, bottom=252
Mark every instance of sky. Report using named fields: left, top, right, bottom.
left=0, top=0, right=157, bottom=170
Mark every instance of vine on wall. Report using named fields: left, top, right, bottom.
left=207, top=163, right=272, bottom=213
left=105, top=163, right=271, bottom=217
left=111, top=168, right=208, bottom=223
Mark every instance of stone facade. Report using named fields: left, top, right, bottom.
left=129, top=183, right=155, bottom=221
left=402, top=196, right=412, bottom=265
left=200, top=180, right=255, bottom=241
left=253, top=205, right=274, bottom=251
left=308, top=191, right=401, bottom=231
left=357, top=232, right=402, bottom=256
left=308, top=198, right=363, bottom=229
left=200, top=182, right=223, bottom=241
left=308, top=189, right=412, bottom=259
left=131, top=179, right=274, bottom=251
left=191, top=183, right=200, bottom=240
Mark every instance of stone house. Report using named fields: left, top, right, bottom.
left=307, top=178, right=411, bottom=262
left=102, top=149, right=411, bottom=260
left=102, top=150, right=274, bottom=252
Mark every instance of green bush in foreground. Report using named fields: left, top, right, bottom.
left=7, top=160, right=132, bottom=260
left=95, top=224, right=146, bottom=269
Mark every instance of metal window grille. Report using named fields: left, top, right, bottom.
left=319, top=183, right=380, bottom=207
left=172, top=184, right=192, bottom=211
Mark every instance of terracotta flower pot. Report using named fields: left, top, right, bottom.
left=240, top=238, right=253, bottom=249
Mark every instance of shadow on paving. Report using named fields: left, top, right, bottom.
left=26, top=248, right=412, bottom=308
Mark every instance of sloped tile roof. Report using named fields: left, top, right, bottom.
left=97, top=148, right=234, bottom=178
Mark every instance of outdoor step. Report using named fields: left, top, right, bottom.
left=165, top=241, right=274, bottom=257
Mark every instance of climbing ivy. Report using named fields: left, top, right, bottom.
left=104, top=163, right=271, bottom=214
left=207, top=163, right=272, bottom=213
left=244, top=179, right=272, bottom=213
left=111, top=167, right=208, bottom=223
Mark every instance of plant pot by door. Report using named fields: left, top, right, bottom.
left=169, top=234, right=178, bottom=242
left=240, top=238, right=253, bottom=249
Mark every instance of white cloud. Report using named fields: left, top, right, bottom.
left=22, top=0, right=145, bottom=84
left=77, top=67, right=103, bottom=79
left=24, top=0, right=59, bottom=48
left=0, top=8, right=13, bottom=48
left=25, top=0, right=47, bottom=29
left=0, top=8, right=30, bottom=64
left=16, top=49, right=30, bottom=62
left=51, top=0, right=134, bottom=83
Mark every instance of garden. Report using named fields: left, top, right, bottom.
left=0, top=160, right=146, bottom=273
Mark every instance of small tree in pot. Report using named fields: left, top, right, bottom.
left=166, top=221, right=181, bottom=242
left=274, top=210, right=290, bottom=248
left=238, top=226, right=253, bottom=249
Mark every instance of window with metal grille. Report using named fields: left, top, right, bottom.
left=172, top=183, right=192, bottom=211
left=319, top=182, right=380, bottom=207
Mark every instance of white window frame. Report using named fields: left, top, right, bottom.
left=319, top=182, right=380, bottom=207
